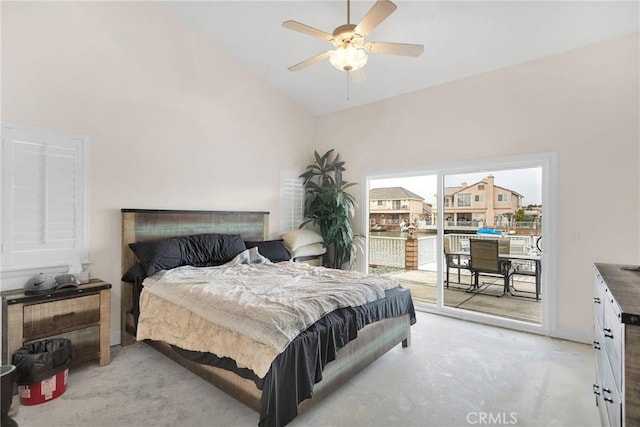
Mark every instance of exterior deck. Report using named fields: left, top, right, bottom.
left=373, top=267, right=541, bottom=324
left=369, top=231, right=542, bottom=324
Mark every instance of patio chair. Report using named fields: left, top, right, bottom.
left=468, top=239, right=514, bottom=297
left=497, top=238, right=510, bottom=255
left=444, top=236, right=469, bottom=288
left=511, top=259, right=541, bottom=301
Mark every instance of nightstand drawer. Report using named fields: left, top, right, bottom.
left=26, top=326, right=101, bottom=364
left=23, top=294, right=100, bottom=339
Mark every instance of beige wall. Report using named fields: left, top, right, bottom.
left=1, top=2, right=315, bottom=341
left=316, top=34, right=640, bottom=341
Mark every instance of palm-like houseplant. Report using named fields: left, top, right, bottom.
left=300, top=149, right=357, bottom=269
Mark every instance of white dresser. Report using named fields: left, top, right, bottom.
left=593, top=263, right=640, bottom=426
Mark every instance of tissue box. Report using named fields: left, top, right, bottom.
left=76, top=270, right=90, bottom=284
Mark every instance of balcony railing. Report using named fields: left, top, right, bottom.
left=369, top=233, right=540, bottom=268
left=369, top=236, right=405, bottom=267
left=369, top=235, right=436, bottom=268
left=446, top=233, right=536, bottom=254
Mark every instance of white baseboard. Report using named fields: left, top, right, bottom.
left=551, top=325, right=592, bottom=344
left=110, top=331, right=121, bottom=347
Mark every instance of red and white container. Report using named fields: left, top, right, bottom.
left=18, top=368, right=68, bottom=406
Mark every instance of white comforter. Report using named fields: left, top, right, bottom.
left=136, top=255, right=400, bottom=378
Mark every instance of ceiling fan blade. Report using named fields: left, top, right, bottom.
left=288, top=51, right=331, bottom=72
left=366, top=41, right=424, bottom=57
left=354, top=0, right=397, bottom=36
left=282, top=20, right=333, bottom=41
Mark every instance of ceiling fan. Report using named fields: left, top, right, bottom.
left=283, top=0, right=424, bottom=73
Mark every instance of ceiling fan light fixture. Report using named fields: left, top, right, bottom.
left=329, top=45, right=368, bottom=72
left=283, top=0, right=423, bottom=73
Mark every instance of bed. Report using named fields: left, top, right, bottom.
left=120, top=209, right=415, bottom=427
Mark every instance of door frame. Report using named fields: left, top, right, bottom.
left=363, top=152, right=557, bottom=337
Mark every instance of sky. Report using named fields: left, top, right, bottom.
left=370, top=167, right=542, bottom=206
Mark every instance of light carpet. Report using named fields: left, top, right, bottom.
left=10, top=312, right=598, bottom=427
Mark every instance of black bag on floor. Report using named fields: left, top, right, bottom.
left=12, top=338, right=72, bottom=385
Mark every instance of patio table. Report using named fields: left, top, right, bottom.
left=448, top=251, right=541, bottom=300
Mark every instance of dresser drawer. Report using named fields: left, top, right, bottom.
left=23, top=294, right=101, bottom=339
left=594, top=270, right=605, bottom=327
left=597, top=346, right=623, bottom=427
left=602, top=293, right=623, bottom=391
left=595, top=362, right=609, bottom=427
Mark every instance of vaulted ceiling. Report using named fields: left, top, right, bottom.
left=162, top=1, right=639, bottom=116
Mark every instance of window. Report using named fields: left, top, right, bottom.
left=475, top=195, right=484, bottom=202
left=1, top=123, right=88, bottom=270
left=498, top=193, right=509, bottom=201
left=457, top=193, right=471, bottom=207
left=444, top=197, right=450, bottom=207
left=478, top=184, right=485, bottom=190
left=279, top=170, right=304, bottom=233
left=392, top=200, right=401, bottom=209
left=377, top=200, right=385, bottom=206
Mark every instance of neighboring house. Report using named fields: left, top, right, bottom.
left=369, top=187, right=432, bottom=231
left=432, top=176, right=523, bottom=228
left=520, top=205, right=543, bottom=229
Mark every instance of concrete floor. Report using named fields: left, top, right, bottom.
left=9, top=312, right=598, bottom=427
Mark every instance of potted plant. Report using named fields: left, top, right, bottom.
left=300, top=149, right=357, bottom=269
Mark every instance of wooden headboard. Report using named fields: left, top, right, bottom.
left=120, top=209, right=269, bottom=344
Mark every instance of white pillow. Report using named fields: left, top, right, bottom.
left=291, top=243, right=326, bottom=259
left=282, top=229, right=323, bottom=251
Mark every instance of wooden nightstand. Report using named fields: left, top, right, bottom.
left=1, top=279, right=111, bottom=367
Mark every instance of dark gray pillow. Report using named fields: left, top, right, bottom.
left=129, top=233, right=247, bottom=276
left=121, top=263, right=146, bottom=284
left=244, top=240, right=291, bottom=263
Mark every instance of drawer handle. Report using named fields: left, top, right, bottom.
left=592, top=384, right=600, bottom=395
left=604, top=397, right=614, bottom=403
left=592, top=341, right=601, bottom=350
left=593, top=297, right=601, bottom=304
left=603, top=328, right=614, bottom=339
left=602, top=387, right=611, bottom=395
left=53, top=312, right=76, bottom=322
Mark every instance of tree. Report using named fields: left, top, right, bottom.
left=300, top=149, right=357, bottom=269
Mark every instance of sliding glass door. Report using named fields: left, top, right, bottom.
left=368, top=174, right=439, bottom=305
left=441, top=168, right=543, bottom=324
left=366, top=153, right=554, bottom=334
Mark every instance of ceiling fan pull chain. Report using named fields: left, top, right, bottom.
left=346, top=71, right=350, bottom=101
left=347, top=0, right=351, bottom=24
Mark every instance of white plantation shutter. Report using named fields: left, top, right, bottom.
left=279, top=170, right=304, bottom=234
left=1, top=123, right=87, bottom=269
